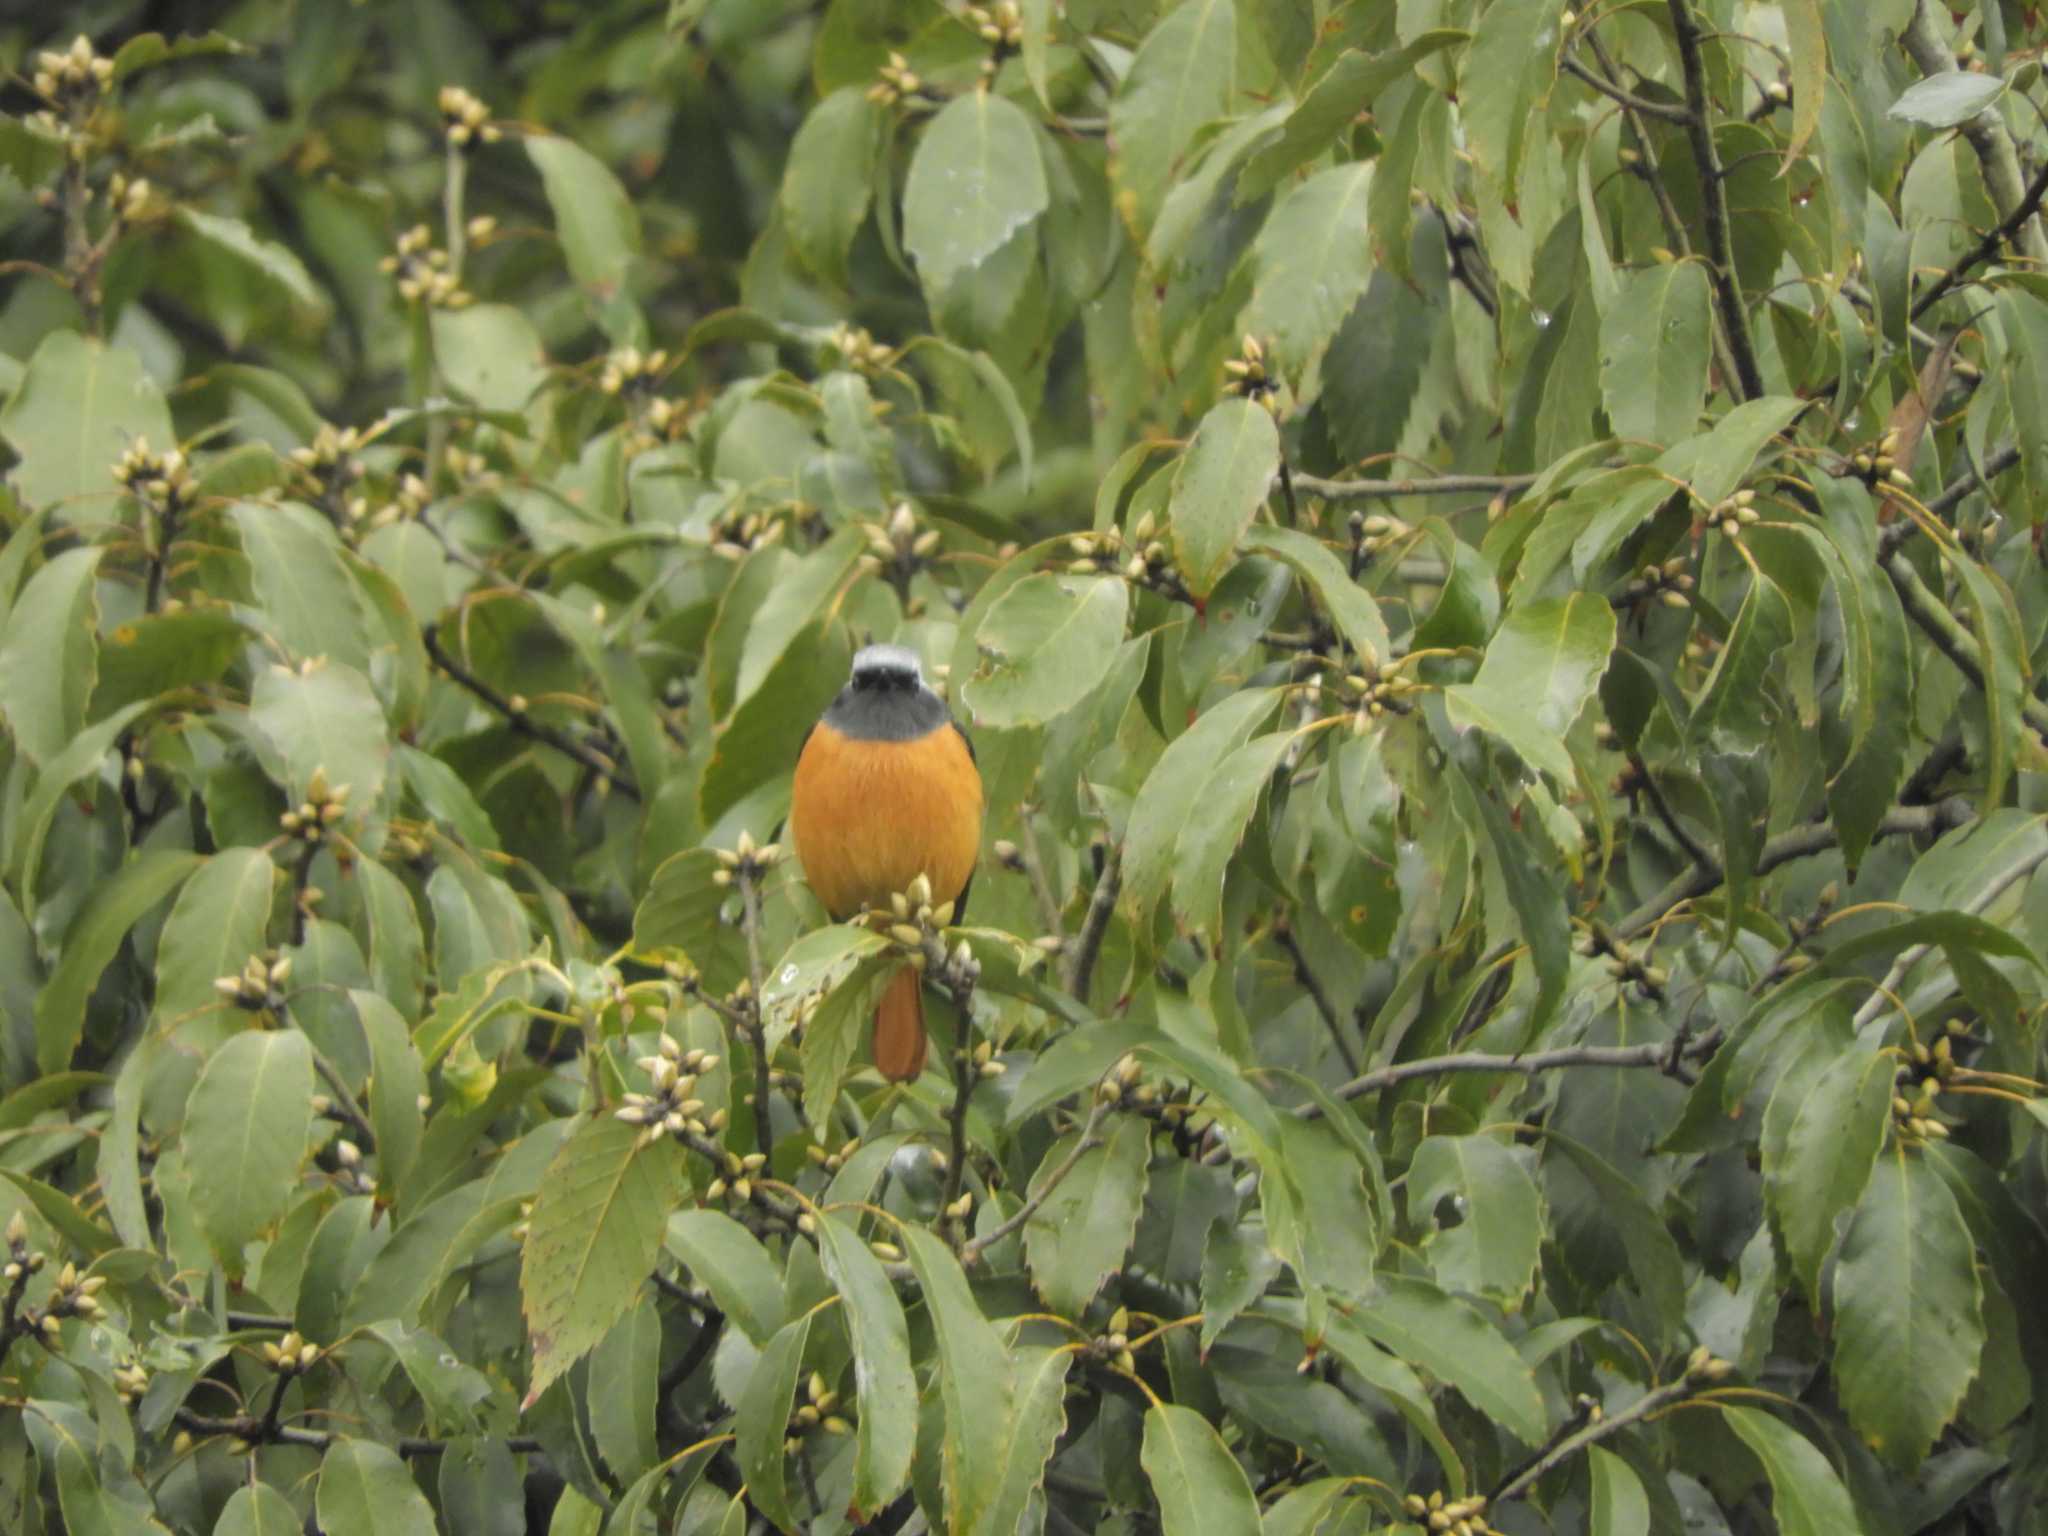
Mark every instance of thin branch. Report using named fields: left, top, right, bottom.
left=172, top=1408, right=543, bottom=1460
left=311, top=1050, right=377, bottom=1154
left=961, top=1100, right=1112, bottom=1265
left=1014, top=821, right=1067, bottom=942
left=1883, top=552, right=2048, bottom=742
left=1910, top=153, right=2048, bottom=319
left=1288, top=471, right=1539, bottom=502
left=1324, top=1031, right=1722, bottom=1109
left=1631, top=752, right=1715, bottom=872
left=1665, top=0, right=1767, bottom=401
left=1560, top=53, right=1694, bottom=123
left=422, top=622, right=642, bottom=801
left=1850, top=841, right=2048, bottom=1030
left=737, top=863, right=774, bottom=1162
left=1065, top=844, right=1122, bottom=1004
left=1272, top=920, right=1359, bottom=1075
left=1491, top=1377, right=1699, bottom=1505
left=1613, top=800, right=1971, bottom=940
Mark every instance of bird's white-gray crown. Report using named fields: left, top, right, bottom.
left=851, top=644, right=925, bottom=684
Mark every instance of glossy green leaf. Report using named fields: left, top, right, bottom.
left=1444, top=593, right=1616, bottom=780
left=1243, top=163, right=1374, bottom=383
left=665, top=1208, right=788, bottom=1346
left=183, top=1026, right=314, bottom=1267
left=962, top=573, right=1129, bottom=727
left=229, top=500, right=372, bottom=668
left=527, top=134, right=643, bottom=301
left=900, top=1225, right=1011, bottom=1534
left=1764, top=1036, right=1891, bottom=1307
left=1167, top=399, right=1279, bottom=600
left=903, top=92, right=1048, bottom=296
left=1108, top=0, right=1238, bottom=234
left=1141, top=1403, right=1260, bottom=1536
left=734, top=1311, right=812, bottom=1534
left=37, top=850, right=204, bottom=1074
left=0, top=332, right=174, bottom=511
left=316, top=1439, right=437, bottom=1536
left=784, top=88, right=884, bottom=284
left=1338, top=1276, right=1546, bottom=1446
left=1023, top=1115, right=1152, bottom=1318
left=1719, top=1405, right=1864, bottom=1536
left=152, top=846, right=275, bottom=1026
left=814, top=1211, right=917, bottom=1518
left=1408, top=1133, right=1543, bottom=1303
left=213, top=1483, right=301, bottom=1536
left=1588, top=1445, right=1650, bottom=1536
left=1170, top=729, right=1300, bottom=942
left=1888, top=70, right=2005, bottom=127
left=0, top=545, right=101, bottom=765
left=1599, top=262, right=1711, bottom=447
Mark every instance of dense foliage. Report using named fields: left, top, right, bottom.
left=0, top=0, right=2045, bottom=1532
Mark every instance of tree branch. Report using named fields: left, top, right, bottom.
left=1491, top=1377, right=1700, bottom=1506
left=1882, top=551, right=2048, bottom=742
left=172, top=1407, right=543, bottom=1460
left=1910, top=152, right=2048, bottom=320
left=1287, top=471, right=1538, bottom=502
left=1850, top=841, right=2048, bottom=1030
left=1324, top=1032, right=1721, bottom=1109
left=961, top=1099, right=1111, bottom=1265
left=1664, top=0, right=1767, bottom=401
left=1065, top=845, right=1122, bottom=1004
left=1272, top=919, right=1359, bottom=1075
left=1559, top=53, right=1694, bottom=123
left=423, top=623, right=642, bottom=801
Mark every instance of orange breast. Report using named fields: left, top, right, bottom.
left=790, top=722, right=983, bottom=919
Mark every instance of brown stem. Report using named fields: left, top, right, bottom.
left=1065, top=845, right=1122, bottom=1005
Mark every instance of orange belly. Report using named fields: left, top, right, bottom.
left=790, top=722, right=982, bottom=919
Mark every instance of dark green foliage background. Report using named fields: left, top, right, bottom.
left=0, top=1, right=2045, bottom=1533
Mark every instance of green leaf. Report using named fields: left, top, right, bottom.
left=175, top=208, right=328, bottom=317
left=1719, top=1404, right=1864, bottom=1536
left=183, top=1026, right=315, bottom=1268
left=1408, top=1134, right=1543, bottom=1303
left=519, top=1114, right=685, bottom=1408
left=89, top=607, right=247, bottom=720
left=1242, top=524, right=1391, bottom=668
left=962, top=573, right=1130, bottom=728
left=1140, top=1403, right=1261, bottom=1536
left=1108, top=0, right=1239, bottom=235
left=152, top=846, right=276, bottom=1026
left=1888, top=71, right=2005, bottom=128
left=983, top=1347, right=1074, bottom=1536
left=1122, top=688, right=1281, bottom=929
left=1167, top=399, right=1279, bottom=600
left=1688, top=570, right=1792, bottom=755
left=527, top=134, right=643, bottom=305
left=229, top=501, right=372, bottom=667
left=589, top=1304, right=661, bottom=1484
left=431, top=303, right=549, bottom=413
left=9, top=699, right=155, bottom=900
left=1461, top=0, right=1561, bottom=191
left=633, top=849, right=748, bottom=995
left=214, top=1483, right=302, bottom=1536
left=1444, top=593, right=1616, bottom=780
left=1338, top=1275, right=1547, bottom=1446
left=1781, top=0, right=1826, bottom=166
left=0, top=332, right=173, bottom=511
left=1543, top=1131, right=1686, bottom=1335
left=247, top=657, right=391, bottom=828
left=813, top=1211, right=917, bottom=1518
left=356, top=991, right=425, bottom=1198
left=1997, top=290, right=2048, bottom=522
left=900, top=1226, right=1012, bottom=1534
left=1023, top=1115, right=1153, bottom=1318
left=1243, top=163, right=1375, bottom=383
left=1588, top=1445, right=1651, bottom=1536
left=37, top=850, right=204, bottom=1074
left=734, top=1312, right=812, bottom=1535
left=783, top=88, right=884, bottom=284
left=363, top=1321, right=496, bottom=1437
left=1598, top=262, right=1711, bottom=447
left=1170, top=729, right=1300, bottom=943
left=0, top=545, right=101, bottom=765
left=316, top=1439, right=437, bottom=1536
left=1832, top=1148, right=1985, bottom=1469
left=903, top=92, right=1048, bottom=297
left=1313, top=1311, right=1465, bottom=1491
left=666, top=1209, right=788, bottom=1346
left=1765, top=1038, right=1891, bottom=1307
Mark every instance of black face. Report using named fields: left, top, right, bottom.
left=851, top=661, right=921, bottom=692
left=824, top=653, right=950, bottom=741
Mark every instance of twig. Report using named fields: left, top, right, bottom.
left=1911, top=154, right=2048, bottom=320
left=1272, top=920, right=1359, bottom=1075
left=1287, top=471, right=1539, bottom=502
left=1630, top=752, right=1715, bottom=872
left=1490, top=1377, right=1698, bottom=1505
left=1322, top=1031, right=1723, bottom=1110
left=942, top=1046, right=974, bottom=1220
left=422, top=622, right=642, bottom=801
left=961, top=1099, right=1112, bottom=1264
left=1065, top=845, right=1122, bottom=1004
left=736, top=862, right=773, bottom=1161
left=1882, top=552, right=2048, bottom=742
left=1850, top=841, right=2048, bottom=1030
left=1613, top=800, right=1971, bottom=940
left=311, top=1050, right=377, bottom=1154
left=1014, top=821, right=1067, bottom=941
left=1665, top=0, right=1767, bottom=401
left=172, top=1408, right=543, bottom=1461
left=1559, top=54, right=1693, bottom=123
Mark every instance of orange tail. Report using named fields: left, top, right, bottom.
left=873, top=966, right=927, bottom=1082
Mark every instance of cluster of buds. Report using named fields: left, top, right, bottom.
left=1577, top=925, right=1667, bottom=1000
left=783, top=1370, right=851, bottom=1453
left=113, top=1360, right=149, bottom=1403
left=104, top=172, right=160, bottom=226
left=803, top=1135, right=863, bottom=1175
left=1343, top=665, right=1420, bottom=732
left=703, top=1148, right=769, bottom=1205
left=1223, top=333, right=1276, bottom=405
left=113, top=437, right=195, bottom=514
left=37, top=1260, right=109, bottom=1335
left=1089, top=1306, right=1138, bottom=1373
left=331, top=1135, right=372, bottom=1195
left=860, top=502, right=943, bottom=586
left=711, top=829, right=783, bottom=888
left=1891, top=1022, right=1968, bottom=1146
left=380, top=224, right=469, bottom=308
left=1094, top=1054, right=1209, bottom=1136
left=1350, top=510, right=1412, bottom=563
left=1707, top=487, right=1761, bottom=539
left=866, top=51, right=923, bottom=107
left=1683, top=1343, right=1736, bottom=1384
left=964, top=1, right=1024, bottom=74
left=31, top=35, right=114, bottom=106
left=615, top=1034, right=724, bottom=1149
left=880, top=872, right=957, bottom=946
left=437, top=85, right=501, bottom=149
left=940, top=1187, right=974, bottom=1225
left=966, top=1038, right=1005, bottom=1080
left=261, top=1330, right=322, bottom=1376
left=828, top=322, right=895, bottom=374
left=214, top=952, right=292, bottom=1013
left=288, top=423, right=366, bottom=497
left=443, top=443, right=492, bottom=485
left=279, top=766, right=351, bottom=844
left=1848, top=428, right=1912, bottom=491
left=707, top=504, right=794, bottom=561
left=1621, top=557, right=1694, bottom=613
left=598, top=346, right=669, bottom=398
left=1401, top=1492, right=1499, bottom=1536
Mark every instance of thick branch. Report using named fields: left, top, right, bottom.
left=1065, top=846, right=1122, bottom=1004
left=1911, top=154, right=2048, bottom=320
left=1665, top=0, right=1767, bottom=400
left=423, top=623, right=642, bottom=801
left=1883, top=552, right=2048, bottom=742
left=1288, top=471, right=1538, bottom=502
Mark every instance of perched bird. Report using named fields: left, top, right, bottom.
left=790, top=645, right=982, bottom=1081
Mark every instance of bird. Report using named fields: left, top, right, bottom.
left=790, top=644, right=982, bottom=1082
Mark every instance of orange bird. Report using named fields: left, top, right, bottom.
left=790, top=645, right=983, bottom=1081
